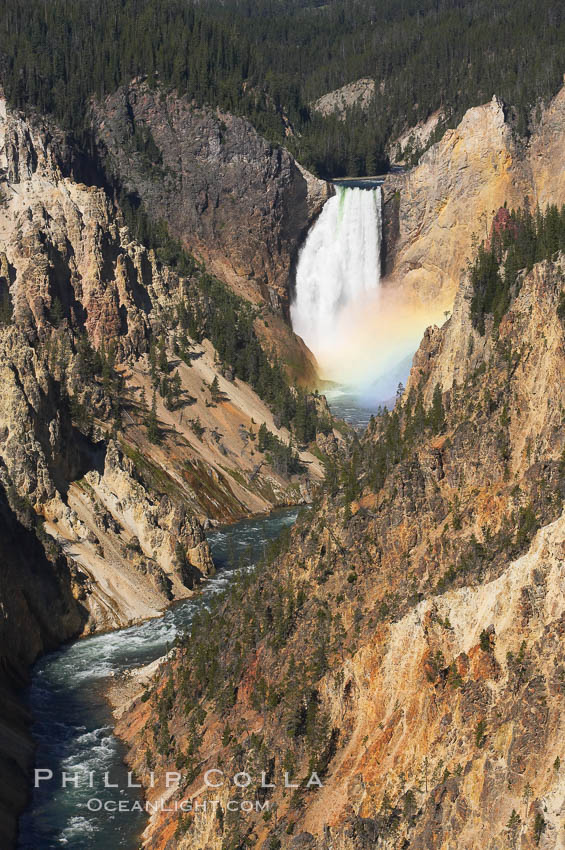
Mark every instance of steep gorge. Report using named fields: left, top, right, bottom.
left=90, top=80, right=332, bottom=321
left=3, top=70, right=565, bottom=850
left=116, top=233, right=565, bottom=850
left=0, top=89, right=330, bottom=847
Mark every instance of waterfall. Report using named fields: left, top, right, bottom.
left=290, top=181, right=444, bottom=412
left=290, top=185, right=382, bottom=361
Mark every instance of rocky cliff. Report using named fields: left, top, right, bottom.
left=0, top=89, right=325, bottom=622
left=311, top=79, right=376, bottom=120
left=0, top=90, right=330, bottom=847
left=381, top=81, right=565, bottom=319
left=0, top=483, right=84, bottom=849
left=91, top=80, right=332, bottom=319
left=116, top=241, right=565, bottom=850
left=0, top=98, right=212, bottom=618
left=5, top=67, right=565, bottom=850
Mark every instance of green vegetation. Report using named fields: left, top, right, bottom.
left=188, top=417, right=205, bottom=439
left=145, top=390, right=161, bottom=444
left=68, top=333, right=123, bottom=433
left=479, top=629, right=492, bottom=653
left=177, top=277, right=299, bottom=425
left=119, top=195, right=199, bottom=276
left=506, top=810, right=522, bottom=848
left=177, top=277, right=321, bottom=439
left=257, top=422, right=304, bottom=477
left=534, top=812, right=546, bottom=844
left=209, top=375, right=222, bottom=403
left=474, top=718, right=487, bottom=748
left=4, top=0, right=565, bottom=177
left=470, top=203, right=565, bottom=334
left=148, top=335, right=184, bottom=411
left=143, top=523, right=339, bottom=795
left=122, top=204, right=323, bottom=441
left=123, top=198, right=304, bottom=431
left=48, top=297, right=65, bottom=327
left=363, top=383, right=446, bottom=493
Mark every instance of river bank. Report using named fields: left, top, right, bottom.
left=106, top=657, right=165, bottom=722
left=17, top=507, right=302, bottom=849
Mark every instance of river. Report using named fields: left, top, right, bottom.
left=17, top=507, right=302, bottom=850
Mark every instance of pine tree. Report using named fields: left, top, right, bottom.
left=534, top=812, right=546, bottom=845
left=506, top=810, right=521, bottom=849
left=167, top=370, right=182, bottom=409
left=210, top=375, right=221, bottom=402
left=49, top=296, right=65, bottom=327
left=158, top=336, right=169, bottom=374
left=429, top=384, right=445, bottom=432
left=258, top=422, right=269, bottom=451
left=76, top=332, right=99, bottom=382
left=146, top=390, right=161, bottom=444
left=149, top=339, right=158, bottom=386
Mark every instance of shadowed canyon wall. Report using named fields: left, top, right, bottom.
left=91, top=80, right=332, bottom=315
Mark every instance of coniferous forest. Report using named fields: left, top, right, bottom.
left=1, top=0, right=565, bottom=177
left=470, top=204, right=565, bottom=333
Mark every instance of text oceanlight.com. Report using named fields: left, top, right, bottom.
left=86, top=799, right=274, bottom=813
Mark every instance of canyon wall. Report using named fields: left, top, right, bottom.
left=117, top=249, right=565, bottom=850
left=0, top=91, right=324, bottom=629
left=4, top=71, right=565, bottom=850
left=0, top=92, right=328, bottom=846
left=0, top=486, right=84, bottom=849
left=381, top=81, right=565, bottom=316
left=91, top=80, right=332, bottom=315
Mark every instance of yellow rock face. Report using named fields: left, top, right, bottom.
left=382, top=84, right=565, bottom=318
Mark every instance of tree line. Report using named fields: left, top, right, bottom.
left=2, top=0, right=565, bottom=177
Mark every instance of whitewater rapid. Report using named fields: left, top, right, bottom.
left=290, top=185, right=382, bottom=359
left=17, top=509, right=302, bottom=850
